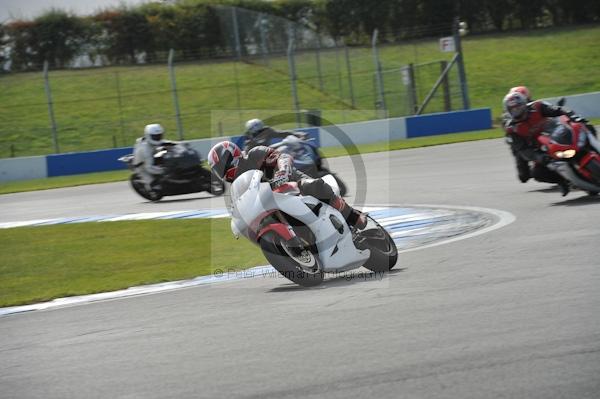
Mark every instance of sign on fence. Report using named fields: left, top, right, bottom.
left=439, top=36, right=455, bottom=52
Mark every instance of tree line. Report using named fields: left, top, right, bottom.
left=1, top=0, right=599, bottom=71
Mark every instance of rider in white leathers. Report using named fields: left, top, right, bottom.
left=133, top=124, right=167, bottom=189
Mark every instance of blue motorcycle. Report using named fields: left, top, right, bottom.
left=270, top=135, right=348, bottom=197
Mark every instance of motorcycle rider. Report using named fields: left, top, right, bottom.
left=502, top=86, right=534, bottom=187
left=510, top=86, right=532, bottom=102
left=133, top=123, right=172, bottom=190
left=243, top=118, right=308, bottom=151
left=208, top=141, right=367, bottom=229
left=502, top=90, right=592, bottom=196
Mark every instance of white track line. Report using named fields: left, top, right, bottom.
left=390, top=204, right=516, bottom=254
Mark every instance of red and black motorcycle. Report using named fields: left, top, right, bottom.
left=537, top=116, right=600, bottom=195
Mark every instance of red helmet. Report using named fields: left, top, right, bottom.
left=503, top=91, right=529, bottom=122
left=509, top=86, right=531, bottom=102
left=207, top=141, right=242, bottom=182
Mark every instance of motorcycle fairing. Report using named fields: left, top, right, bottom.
left=230, top=170, right=369, bottom=273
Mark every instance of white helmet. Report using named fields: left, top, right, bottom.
left=245, top=119, right=264, bottom=136
left=144, top=123, right=164, bottom=145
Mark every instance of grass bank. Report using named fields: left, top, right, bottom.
left=0, top=219, right=264, bottom=307
left=1, top=25, right=598, bottom=157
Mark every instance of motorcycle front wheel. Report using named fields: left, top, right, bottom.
left=356, top=217, right=398, bottom=272
left=260, top=232, right=324, bottom=287
left=130, top=174, right=163, bottom=202
left=585, top=158, right=600, bottom=183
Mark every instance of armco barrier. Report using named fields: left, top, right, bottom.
left=46, top=147, right=133, bottom=177
left=0, top=155, right=47, bottom=182
left=1, top=109, right=492, bottom=182
left=318, top=108, right=491, bottom=147
left=318, top=118, right=406, bottom=148
left=542, top=92, right=600, bottom=119
left=405, top=108, right=492, bottom=139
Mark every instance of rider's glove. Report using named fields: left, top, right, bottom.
left=535, top=152, right=551, bottom=165
left=270, top=169, right=290, bottom=189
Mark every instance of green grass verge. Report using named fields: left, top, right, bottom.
left=0, top=219, right=265, bottom=307
left=1, top=25, right=599, bottom=157
left=0, top=128, right=504, bottom=194
left=0, top=169, right=130, bottom=195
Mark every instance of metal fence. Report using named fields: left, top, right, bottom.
left=0, top=7, right=468, bottom=158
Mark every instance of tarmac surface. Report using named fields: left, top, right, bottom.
left=1, top=138, right=599, bottom=398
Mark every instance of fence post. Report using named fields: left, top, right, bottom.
left=344, top=42, right=356, bottom=108
left=334, top=42, right=344, bottom=101
left=440, top=60, right=451, bottom=111
left=114, top=71, right=127, bottom=145
left=231, top=7, right=242, bottom=60
left=232, top=61, right=243, bottom=128
left=315, top=35, right=324, bottom=91
left=406, top=63, right=418, bottom=114
left=43, top=61, right=60, bottom=154
left=259, top=14, right=270, bottom=67
left=371, top=29, right=387, bottom=118
left=453, top=18, right=470, bottom=110
left=168, top=49, right=184, bottom=140
left=287, top=37, right=301, bottom=127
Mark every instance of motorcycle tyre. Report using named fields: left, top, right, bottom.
left=130, top=174, right=163, bottom=202
left=260, top=232, right=324, bottom=287
left=585, top=158, right=600, bottom=184
left=208, top=179, right=225, bottom=196
left=359, top=217, right=398, bottom=272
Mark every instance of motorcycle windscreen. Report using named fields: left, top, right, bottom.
left=163, top=145, right=201, bottom=171
left=550, top=124, right=573, bottom=145
left=231, top=170, right=262, bottom=202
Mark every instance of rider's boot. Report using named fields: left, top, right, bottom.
left=331, top=196, right=368, bottom=230
left=558, top=180, right=570, bottom=197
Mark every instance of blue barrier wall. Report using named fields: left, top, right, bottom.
left=405, top=108, right=492, bottom=138
left=2, top=110, right=492, bottom=181
left=45, top=128, right=320, bottom=178
left=46, top=147, right=133, bottom=177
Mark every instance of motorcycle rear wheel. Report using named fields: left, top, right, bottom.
left=357, top=217, right=398, bottom=272
left=260, top=232, right=324, bottom=287
left=208, top=179, right=225, bottom=196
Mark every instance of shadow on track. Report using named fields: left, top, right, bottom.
left=267, top=268, right=407, bottom=292
left=140, top=195, right=213, bottom=204
left=528, top=186, right=562, bottom=194
left=551, top=195, right=600, bottom=207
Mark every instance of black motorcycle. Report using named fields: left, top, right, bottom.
left=119, top=143, right=224, bottom=201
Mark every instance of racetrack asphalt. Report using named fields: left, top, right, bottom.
left=1, top=138, right=599, bottom=399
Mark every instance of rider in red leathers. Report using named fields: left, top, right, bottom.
left=502, top=90, right=593, bottom=196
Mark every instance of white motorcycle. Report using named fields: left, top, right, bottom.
left=229, top=170, right=398, bottom=286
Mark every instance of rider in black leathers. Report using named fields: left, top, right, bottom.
left=243, top=118, right=307, bottom=151
left=207, top=141, right=367, bottom=229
